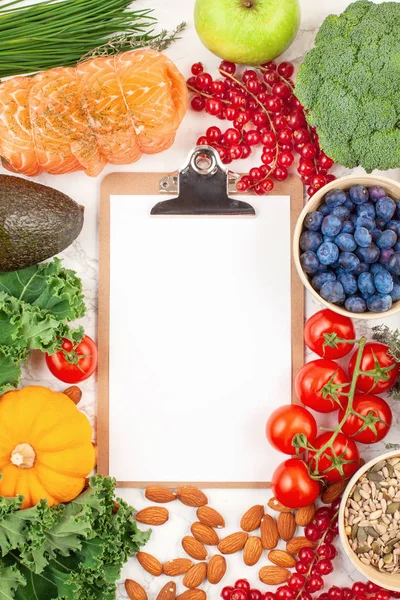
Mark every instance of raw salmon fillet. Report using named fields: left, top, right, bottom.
left=0, top=50, right=188, bottom=177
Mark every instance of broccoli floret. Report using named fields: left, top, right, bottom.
left=296, top=0, right=400, bottom=172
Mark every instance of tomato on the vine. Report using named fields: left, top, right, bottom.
left=348, top=342, right=399, bottom=394
left=304, top=309, right=355, bottom=359
left=295, top=359, right=350, bottom=413
left=45, top=335, right=98, bottom=384
left=272, top=458, right=320, bottom=508
left=266, top=404, right=317, bottom=454
left=338, top=393, right=392, bottom=444
left=308, top=432, right=360, bottom=482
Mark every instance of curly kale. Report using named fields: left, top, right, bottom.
left=296, top=0, right=400, bottom=172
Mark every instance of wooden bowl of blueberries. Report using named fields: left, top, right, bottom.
left=293, top=174, right=400, bottom=318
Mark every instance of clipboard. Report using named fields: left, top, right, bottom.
left=98, top=146, right=304, bottom=488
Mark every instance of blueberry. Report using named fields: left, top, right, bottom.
left=322, top=215, right=342, bottom=236
left=387, top=252, right=400, bottom=275
left=357, top=202, right=375, bottom=219
left=311, top=271, right=336, bottom=292
left=358, top=272, right=375, bottom=295
left=354, top=227, right=372, bottom=248
left=324, top=235, right=336, bottom=243
left=350, top=185, right=369, bottom=204
left=325, top=189, right=347, bottom=208
left=332, top=206, right=351, bottom=222
left=370, top=263, right=385, bottom=275
left=367, top=294, right=393, bottom=313
left=387, top=220, right=400, bottom=236
left=300, top=251, right=320, bottom=274
left=395, top=242, right=400, bottom=252
left=368, top=186, right=387, bottom=202
left=376, top=196, right=396, bottom=222
left=318, top=203, right=332, bottom=216
left=377, top=229, right=397, bottom=249
left=320, top=280, right=346, bottom=305
left=344, top=197, right=355, bottom=212
left=341, top=221, right=355, bottom=234
left=375, top=216, right=386, bottom=230
left=339, top=251, right=360, bottom=272
left=374, top=269, right=394, bottom=294
left=335, top=233, right=357, bottom=252
left=337, top=272, right=358, bottom=295
left=355, top=262, right=369, bottom=274
left=300, top=231, right=323, bottom=252
left=371, top=229, right=382, bottom=242
left=345, top=295, right=367, bottom=313
left=396, top=200, right=400, bottom=219
left=355, top=216, right=376, bottom=231
left=391, top=283, right=400, bottom=302
left=350, top=214, right=358, bottom=225
left=304, top=211, right=324, bottom=231
left=356, top=243, right=380, bottom=264
left=317, top=242, right=339, bottom=266
left=380, top=248, right=395, bottom=265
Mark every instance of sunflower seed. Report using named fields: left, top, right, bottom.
left=368, top=472, right=384, bottom=482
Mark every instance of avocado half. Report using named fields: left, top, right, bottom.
left=0, top=175, right=84, bottom=272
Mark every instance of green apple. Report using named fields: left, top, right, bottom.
left=194, top=0, right=301, bottom=65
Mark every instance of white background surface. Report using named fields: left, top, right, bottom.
left=14, top=0, right=400, bottom=597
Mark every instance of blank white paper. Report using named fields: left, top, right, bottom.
left=109, top=194, right=292, bottom=483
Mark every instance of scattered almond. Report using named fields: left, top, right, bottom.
left=164, top=558, right=193, bottom=576
left=240, top=505, right=264, bottom=532
left=191, top=522, right=219, bottom=546
left=156, top=582, right=176, bottom=600
left=196, top=506, right=225, bottom=529
left=260, top=514, right=279, bottom=550
left=243, top=536, right=263, bottom=566
left=207, top=554, right=227, bottom=584
left=125, top=579, right=147, bottom=600
left=277, top=512, right=296, bottom=541
left=182, top=562, right=207, bottom=589
left=145, top=486, right=177, bottom=503
left=295, top=504, right=316, bottom=527
left=259, top=566, right=290, bottom=585
left=177, top=486, right=208, bottom=507
left=218, top=531, right=248, bottom=554
left=177, top=591, right=206, bottom=600
left=268, top=549, right=297, bottom=568
left=286, top=536, right=315, bottom=555
left=63, top=385, right=82, bottom=404
left=136, top=552, right=163, bottom=576
left=182, top=536, right=208, bottom=560
left=267, top=497, right=293, bottom=512
left=136, top=506, right=169, bottom=526
left=321, top=480, right=348, bottom=504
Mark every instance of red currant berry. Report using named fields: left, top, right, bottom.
left=297, top=159, right=316, bottom=177
left=306, top=575, right=324, bottom=593
left=191, top=96, right=205, bottom=111
left=221, top=155, right=232, bottom=164
left=263, top=594, right=276, bottom=600
left=261, top=178, right=274, bottom=192
left=318, top=595, right=330, bottom=600
left=232, top=94, right=246, bottom=108
left=293, top=128, right=310, bottom=143
left=288, top=574, right=306, bottom=590
left=317, top=558, right=333, bottom=575
left=324, top=530, right=335, bottom=544
left=288, top=110, right=306, bottom=129
left=229, top=144, right=243, bottom=160
left=329, top=588, right=344, bottom=600
left=342, top=589, right=353, bottom=600
left=315, top=514, right=331, bottom=532
left=305, top=523, right=322, bottom=541
left=273, top=114, right=288, bottom=130
left=273, top=82, right=291, bottom=99
left=249, top=167, right=263, bottom=182
left=298, top=547, right=315, bottom=564
left=235, top=110, right=251, bottom=127
left=263, top=70, right=279, bottom=86
left=196, top=135, right=208, bottom=145
left=231, top=591, right=248, bottom=600
left=278, top=61, right=295, bottom=79
left=213, top=144, right=227, bottom=161
left=219, top=60, right=236, bottom=75
left=247, top=99, right=259, bottom=112
left=257, top=92, right=268, bottom=104
left=295, top=560, right=309, bottom=575
left=375, top=592, right=390, bottom=600
left=366, top=583, right=380, bottom=595
left=318, top=152, right=334, bottom=170
left=187, top=76, right=198, bottom=88
left=274, top=166, right=288, bottom=181
left=300, top=142, right=317, bottom=159
left=211, top=80, right=225, bottom=95
left=330, top=498, right=341, bottom=512
left=261, top=131, right=276, bottom=148
left=244, top=129, right=261, bottom=146
left=261, top=151, right=275, bottom=164
left=221, top=587, right=234, bottom=600
left=262, top=60, right=277, bottom=70
left=243, top=69, right=258, bottom=82
left=330, top=518, right=339, bottom=534
left=225, top=106, right=237, bottom=121
left=253, top=183, right=266, bottom=195
left=224, top=128, right=241, bottom=146
left=235, top=580, right=251, bottom=592
left=311, top=174, right=327, bottom=190
left=191, top=62, right=204, bottom=76
left=240, top=143, right=251, bottom=159
left=301, top=175, right=312, bottom=185
left=277, top=127, right=293, bottom=145
left=253, top=111, right=268, bottom=128
left=299, top=594, right=312, bottom=600
left=352, top=584, right=367, bottom=597
left=206, top=126, right=222, bottom=143
left=278, top=586, right=295, bottom=600
left=266, top=95, right=283, bottom=113
left=317, top=543, right=336, bottom=559
left=249, top=591, right=263, bottom=600
left=278, top=151, right=294, bottom=168
left=325, top=174, right=337, bottom=184
left=205, top=98, right=223, bottom=115
left=247, top=79, right=261, bottom=94
left=195, top=72, right=212, bottom=90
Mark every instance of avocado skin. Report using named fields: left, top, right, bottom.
left=0, top=175, right=84, bottom=271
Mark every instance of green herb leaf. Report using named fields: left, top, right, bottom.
left=0, top=564, right=26, bottom=600
left=0, top=346, right=23, bottom=396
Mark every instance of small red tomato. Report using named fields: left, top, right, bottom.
left=348, top=342, right=399, bottom=394
left=45, top=335, right=98, bottom=384
left=295, top=359, right=350, bottom=413
left=304, top=309, right=356, bottom=359
left=308, top=432, right=360, bottom=482
left=338, top=393, right=392, bottom=444
left=272, top=458, right=320, bottom=508
left=266, top=404, right=317, bottom=454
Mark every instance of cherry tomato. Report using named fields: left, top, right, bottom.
left=266, top=404, right=317, bottom=454
left=348, top=342, right=399, bottom=394
left=295, top=359, right=350, bottom=413
left=272, top=458, right=320, bottom=508
left=338, top=393, right=392, bottom=444
left=308, top=432, right=360, bottom=482
left=304, top=309, right=355, bottom=359
left=45, top=335, right=98, bottom=384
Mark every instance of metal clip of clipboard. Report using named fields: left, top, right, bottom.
left=151, top=145, right=256, bottom=216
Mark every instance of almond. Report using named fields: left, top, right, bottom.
left=191, top=522, right=219, bottom=546
left=218, top=531, right=248, bottom=554
left=136, top=506, right=169, bottom=526
left=125, top=579, right=147, bottom=600
left=177, top=591, right=206, bottom=600
left=243, top=536, right=263, bottom=566
left=260, top=515, right=279, bottom=550
left=268, top=550, right=297, bottom=568
left=164, top=558, right=193, bottom=576
left=321, top=480, right=348, bottom=504
left=277, top=512, right=296, bottom=541
left=156, top=582, right=176, bottom=600
left=196, top=506, right=225, bottom=529
left=182, top=536, right=208, bottom=560
left=259, top=566, right=290, bottom=585
left=136, top=552, right=163, bottom=576
left=145, top=486, right=177, bottom=503
left=207, top=554, right=227, bottom=584
left=63, top=385, right=82, bottom=404
left=268, top=497, right=293, bottom=512
left=177, top=487, right=208, bottom=507
left=286, top=536, right=315, bottom=555
left=295, top=504, right=316, bottom=527
left=182, top=562, right=207, bottom=589
left=240, top=505, right=264, bottom=532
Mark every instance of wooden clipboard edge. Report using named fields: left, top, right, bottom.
left=98, top=172, right=304, bottom=485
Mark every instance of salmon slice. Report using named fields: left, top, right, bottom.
left=29, top=67, right=105, bottom=176
left=76, top=55, right=141, bottom=165
left=0, top=77, right=41, bottom=176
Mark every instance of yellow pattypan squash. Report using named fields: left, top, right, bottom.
left=0, top=385, right=96, bottom=508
